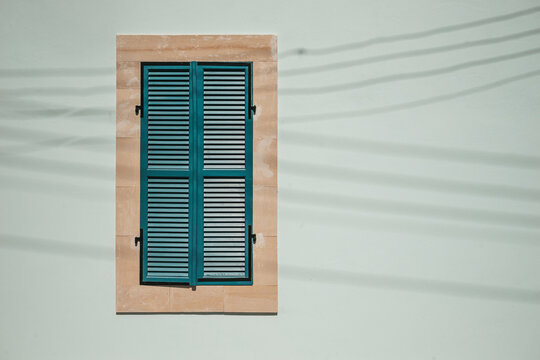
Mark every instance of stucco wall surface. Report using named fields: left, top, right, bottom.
left=1, top=1, right=540, bottom=359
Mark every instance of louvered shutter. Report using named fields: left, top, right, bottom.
left=140, top=64, right=194, bottom=283
left=139, top=62, right=253, bottom=285
left=195, top=64, right=253, bottom=282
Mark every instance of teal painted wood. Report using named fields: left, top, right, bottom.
left=140, top=62, right=253, bottom=285
left=141, top=64, right=192, bottom=284
left=195, top=63, right=205, bottom=281
left=245, top=63, right=254, bottom=284
left=196, top=64, right=253, bottom=285
left=141, top=65, right=149, bottom=282
left=188, top=61, right=198, bottom=286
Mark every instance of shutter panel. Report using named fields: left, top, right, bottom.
left=146, top=178, right=189, bottom=279
left=203, top=177, right=246, bottom=277
left=141, top=64, right=194, bottom=284
left=197, top=64, right=253, bottom=281
left=139, top=62, right=253, bottom=285
left=147, top=68, right=190, bottom=169
left=203, top=69, right=246, bottom=169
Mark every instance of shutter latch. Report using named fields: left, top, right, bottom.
left=248, top=225, right=257, bottom=244
left=134, top=228, right=143, bottom=246
left=250, top=105, right=257, bottom=116
left=135, top=105, right=143, bottom=117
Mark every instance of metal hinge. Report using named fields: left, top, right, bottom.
left=134, top=228, right=143, bottom=246
left=250, top=105, right=257, bottom=116
left=135, top=105, right=143, bottom=117
left=248, top=225, right=256, bottom=244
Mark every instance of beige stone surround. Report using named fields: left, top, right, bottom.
left=116, top=35, right=277, bottom=313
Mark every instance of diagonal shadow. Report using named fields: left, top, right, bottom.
left=281, top=27, right=540, bottom=77
left=0, top=137, right=111, bottom=156
left=281, top=203, right=540, bottom=245
left=5, top=26, right=539, bottom=83
left=280, top=188, right=540, bottom=230
left=280, top=130, right=540, bottom=169
left=7, top=234, right=538, bottom=305
left=281, top=47, right=540, bottom=94
left=4, top=107, right=114, bottom=118
left=0, top=153, right=113, bottom=181
left=0, top=124, right=114, bottom=156
left=0, top=85, right=114, bottom=97
left=279, top=5, right=540, bottom=58
left=0, top=67, right=114, bottom=78
left=282, top=68, right=540, bottom=123
left=0, top=97, right=114, bottom=121
left=0, top=137, right=113, bottom=156
left=0, top=173, right=111, bottom=202
left=281, top=265, right=540, bottom=304
left=280, top=160, right=540, bottom=202
left=0, top=233, right=111, bottom=260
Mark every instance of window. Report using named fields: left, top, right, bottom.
left=138, top=62, right=254, bottom=285
left=116, top=35, right=277, bottom=313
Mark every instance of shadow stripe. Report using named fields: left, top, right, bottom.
left=282, top=69, right=540, bottom=122
left=280, top=5, right=540, bottom=58
left=281, top=27, right=540, bottom=77
left=282, top=47, right=540, bottom=94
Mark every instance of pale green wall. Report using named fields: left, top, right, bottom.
left=1, top=0, right=540, bottom=359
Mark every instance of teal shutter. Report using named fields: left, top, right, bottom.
left=196, top=64, right=253, bottom=283
left=140, top=64, right=194, bottom=283
left=140, top=62, right=253, bottom=285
